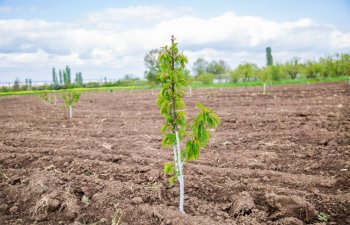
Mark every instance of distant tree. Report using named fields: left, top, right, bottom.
left=192, top=58, right=209, bottom=76
left=66, top=65, right=71, bottom=85
left=61, top=66, right=72, bottom=87
left=283, top=57, right=301, bottom=79
left=59, top=70, right=63, bottom=85
left=232, top=63, right=258, bottom=82
left=207, top=60, right=230, bottom=83
left=52, top=67, right=60, bottom=89
left=63, top=70, right=68, bottom=85
left=195, top=73, right=215, bottom=85
left=303, top=60, right=320, bottom=79
left=338, top=53, right=350, bottom=76
left=29, top=79, right=32, bottom=88
left=144, top=49, right=161, bottom=84
left=75, top=72, right=83, bottom=85
left=13, top=78, right=20, bottom=91
left=318, top=56, right=345, bottom=78
left=123, top=74, right=134, bottom=80
left=271, top=64, right=283, bottom=81
left=266, top=47, right=273, bottom=66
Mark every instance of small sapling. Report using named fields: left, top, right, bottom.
left=62, top=91, right=81, bottom=119
left=157, top=36, right=220, bottom=213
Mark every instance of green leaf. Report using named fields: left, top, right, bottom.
left=186, top=140, right=200, bottom=160
left=161, top=123, right=168, bottom=133
left=178, top=78, right=188, bottom=87
left=206, top=112, right=221, bottom=128
left=168, top=175, right=177, bottom=186
left=162, top=133, right=176, bottom=146
left=164, top=162, right=174, bottom=175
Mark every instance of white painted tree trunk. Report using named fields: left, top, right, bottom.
left=69, top=105, right=72, bottom=119
left=172, top=145, right=178, bottom=173
left=263, top=82, right=266, bottom=95
left=175, top=130, right=184, bottom=213
left=348, top=76, right=350, bottom=85
left=189, top=86, right=192, bottom=95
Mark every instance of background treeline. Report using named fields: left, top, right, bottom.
left=1, top=66, right=147, bottom=92
left=2, top=51, right=349, bottom=93
left=144, top=50, right=350, bottom=86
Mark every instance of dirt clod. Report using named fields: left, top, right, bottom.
left=229, top=191, right=255, bottom=217
left=9, top=206, right=18, bottom=214
left=265, top=193, right=318, bottom=222
left=131, top=197, right=143, bottom=205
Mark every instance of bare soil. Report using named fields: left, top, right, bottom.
left=0, top=82, right=349, bottom=225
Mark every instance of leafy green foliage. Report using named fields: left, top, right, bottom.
left=164, top=162, right=175, bottom=175
left=39, top=92, right=53, bottom=104
left=185, top=104, right=220, bottom=160
left=157, top=36, right=220, bottom=186
left=230, top=63, right=258, bottom=82
left=195, top=73, right=215, bottom=85
left=62, top=91, right=81, bottom=109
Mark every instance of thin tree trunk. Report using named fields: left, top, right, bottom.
left=263, top=82, right=266, bottom=95
left=69, top=105, right=72, bottom=119
left=189, top=86, right=192, bottom=95
left=175, top=130, right=184, bottom=213
left=170, top=35, right=185, bottom=213
left=54, top=94, right=57, bottom=106
left=172, top=145, right=178, bottom=173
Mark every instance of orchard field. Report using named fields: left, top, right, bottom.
left=0, top=82, right=349, bottom=225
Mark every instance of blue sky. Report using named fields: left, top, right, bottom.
left=0, top=0, right=349, bottom=83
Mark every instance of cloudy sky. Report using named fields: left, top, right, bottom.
left=0, top=0, right=349, bottom=83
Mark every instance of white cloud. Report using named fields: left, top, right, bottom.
left=0, top=5, right=349, bottom=82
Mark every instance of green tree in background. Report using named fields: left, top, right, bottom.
left=59, top=70, right=63, bottom=85
left=283, top=57, right=301, bottom=79
left=266, top=47, right=273, bottom=66
left=196, top=73, right=215, bottom=85
left=192, top=58, right=209, bottom=76
left=231, top=63, right=258, bottom=82
left=303, top=60, right=320, bottom=79
left=144, top=49, right=161, bottom=85
left=13, top=78, right=20, bottom=91
left=75, top=72, right=83, bottom=85
left=52, top=67, right=59, bottom=89
left=271, top=64, right=283, bottom=81
left=207, top=60, right=230, bottom=83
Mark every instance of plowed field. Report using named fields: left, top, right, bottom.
left=1, top=82, right=349, bottom=225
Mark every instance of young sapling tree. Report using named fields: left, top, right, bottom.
left=259, top=66, right=271, bottom=95
left=62, top=91, right=81, bottom=119
left=39, top=92, right=54, bottom=104
left=157, top=36, right=220, bottom=213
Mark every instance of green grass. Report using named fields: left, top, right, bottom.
left=0, top=76, right=348, bottom=97
left=0, top=85, right=149, bottom=97
left=192, top=75, right=349, bottom=89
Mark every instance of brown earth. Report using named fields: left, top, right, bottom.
left=0, top=82, right=349, bottom=225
